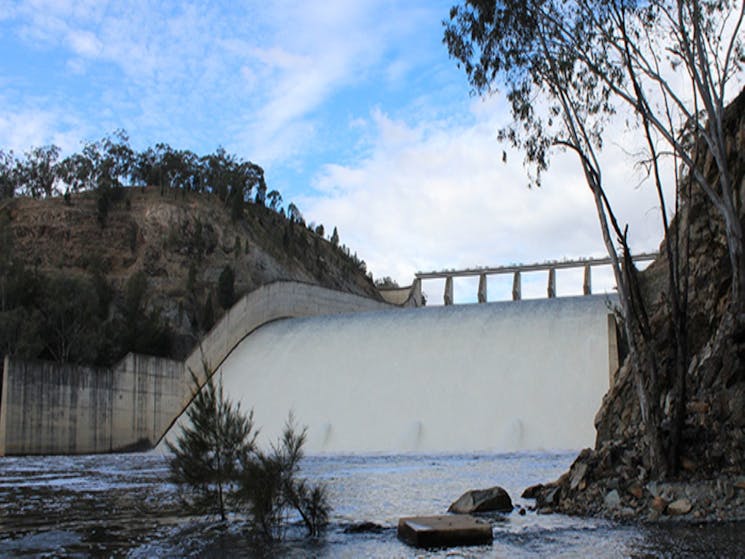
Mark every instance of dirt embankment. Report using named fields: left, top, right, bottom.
left=1, top=187, right=380, bottom=362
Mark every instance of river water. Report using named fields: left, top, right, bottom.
left=1, top=451, right=743, bottom=558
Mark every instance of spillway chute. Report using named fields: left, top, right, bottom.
left=199, top=294, right=617, bottom=454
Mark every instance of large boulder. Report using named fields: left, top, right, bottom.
left=448, top=486, right=513, bottom=514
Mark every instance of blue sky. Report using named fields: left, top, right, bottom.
left=1, top=1, right=675, bottom=303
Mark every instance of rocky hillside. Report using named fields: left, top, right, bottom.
left=530, top=88, right=745, bottom=522
left=0, top=187, right=381, bottom=365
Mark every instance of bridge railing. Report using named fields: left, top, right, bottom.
left=415, top=253, right=658, bottom=305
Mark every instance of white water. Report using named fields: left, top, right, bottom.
left=214, top=294, right=616, bottom=453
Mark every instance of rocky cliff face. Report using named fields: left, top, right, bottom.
left=0, top=187, right=380, bottom=363
left=531, top=88, right=745, bottom=521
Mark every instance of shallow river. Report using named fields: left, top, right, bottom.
left=1, top=451, right=743, bottom=557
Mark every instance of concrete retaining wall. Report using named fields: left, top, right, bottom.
left=0, top=354, right=184, bottom=455
left=0, top=281, right=391, bottom=455
left=378, top=279, right=423, bottom=308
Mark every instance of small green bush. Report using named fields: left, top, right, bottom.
left=168, top=371, right=330, bottom=540
left=167, top=369, right=256, bottom=520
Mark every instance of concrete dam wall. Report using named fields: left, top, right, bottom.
left=1, top=277, right=617, bottom=456
left=0, top=354, right=184, bottom=455
left=0, top=282, right=391, bottom=456
left=205, top=294, right=618, bottom=453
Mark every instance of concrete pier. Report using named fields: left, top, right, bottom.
left=547, top=268, right=556, bottom=298
left=444, top=276, right=454, bottom=306
left=478, top=274, right=487, bottom=303
left=512, top=271, right=521, bottom=301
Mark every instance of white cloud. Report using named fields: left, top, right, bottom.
left=0, top=0, right=678, bottom=307
left=67, top=28, right=101, bottom=57
left=0, top=103, right=87, bottom=154
left=300, top=97, right=668, bottom=298
left=2, top=1, right=447, bottom=159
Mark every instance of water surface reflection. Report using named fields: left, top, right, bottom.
left=1, top=452, right=743, bottom=557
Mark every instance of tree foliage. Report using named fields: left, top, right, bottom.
left=0, top=132, right=369, bottom=367
left=167, top=370, right=257, bottom=521
left=374, top=276, right=400, bottom=289
left=0, top=132, right=349, bottom=247
left=237, top=415, right=330, bottom=540
left=444, top=0, right=744, bottom=477
left=168, top=373, right=330, bottom=539
left=0, top=215, right=172, bottom=367
left=217, top=265, right=236, bottom=310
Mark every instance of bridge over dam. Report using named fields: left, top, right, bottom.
left=379, top=252, right=658, bottom=307
left=0, top=254, right=656, bottom=456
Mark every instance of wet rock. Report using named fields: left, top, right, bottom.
left=604, top=490, right=621, bottom=509
left=667, top=498, right=693, bottom=516
left=541, top=486, right=561, bottom=507
left=627, top=482, right=644, bottom=499
left=651, top=496, right=668, bottom=513
left=687, top=400, right=710, bottom=414
left=449, top=486, right=513, bottom=514
left=570, top=463, right=588, bottom=490
left=344, top=521, right=385, bottom=534
left=522, top=484, right=544, bottom=499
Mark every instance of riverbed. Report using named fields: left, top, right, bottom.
left=1, top=451, right=743, bottom=557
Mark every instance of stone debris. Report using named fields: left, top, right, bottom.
left=651, top=496, right=668, bottom=514
left=448, top=486, right=513, bottom=514
left=627, top=482, right=644, bottom=499
left=522, top=483, right=544, bottom=499
left=604, top=490, right=621, bottom=509
left=667, top=498, right=693, bottom=516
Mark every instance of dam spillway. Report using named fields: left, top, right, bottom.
left=214, top=294, right=617, bottom=453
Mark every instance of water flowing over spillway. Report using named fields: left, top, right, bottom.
left=210, top=294, right=616, bottom=453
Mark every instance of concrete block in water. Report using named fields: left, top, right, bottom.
left=397, top=515, right=493, bottom=548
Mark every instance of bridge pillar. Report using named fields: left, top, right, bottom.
left=478, top=274, right=487, bottom=304
left=512, top=271, right=521, bottom=301
left=547, top=268, right=556, bottom=298
left=444, top=276, right=454, bottom=306
left=583, top=264, right=592, bottom=295
left=412, top=278, right=424, bottom=306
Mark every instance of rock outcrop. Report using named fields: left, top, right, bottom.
left=528, top=87, right=745, bottom=522
left=448, top=486, right=513, bottom=514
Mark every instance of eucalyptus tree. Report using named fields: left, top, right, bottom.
left=80, top=130, right=135, bottom=190
left=17, top=145, right=61, bottom=198
left=267, top=189, right=283, bottom=211
left=0, top=150, right=17, bottom=199
left=444, top=0, right=744, bottom=476
left=287, top=203, right=304, bottom=225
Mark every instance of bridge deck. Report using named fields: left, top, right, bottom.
left=415, top=252, right=658, bottom=279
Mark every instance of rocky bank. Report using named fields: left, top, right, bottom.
left=531, top=89, right=745, bottom=522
